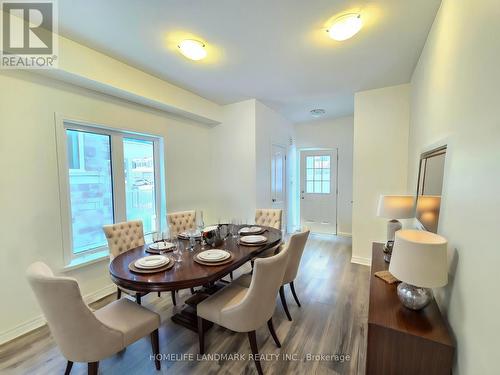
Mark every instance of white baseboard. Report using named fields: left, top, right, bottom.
left=351, top=256, right=372, bottom=266
left=0, top=283, right=116, bottom=345
left=337, top=232, right=352, bottom=238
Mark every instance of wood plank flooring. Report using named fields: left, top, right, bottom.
left=0, top=234, right=370, bottom=375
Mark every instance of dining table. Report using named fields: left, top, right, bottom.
left=109, top=225, right=282, bottom=332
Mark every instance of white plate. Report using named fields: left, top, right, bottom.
left=149, top=242, right=175, bottom=251
left=178, top=231, right=201, bottom=239
left=239, top=235, right=267, bottom=244
left=239, top=226, right=264, bottom=234
left=203, top=225, right=218, bottom=233
left=135, top=255, right=169, bottom=269
left=197, top=249, right=230, bottom=262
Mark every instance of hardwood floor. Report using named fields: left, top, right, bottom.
left=0, top=234, right=369, bottom=375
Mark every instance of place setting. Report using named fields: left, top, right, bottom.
left=147, top=232, right=176, bottom=254
left=194, top=249, right=233, bottom=266
left=128, top=255, right=174, bottom=274
left=238, top=234, right=268, bottom=246
left=238, top=225, right=266, bottom=236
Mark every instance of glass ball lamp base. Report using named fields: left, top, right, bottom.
left=396, top=282, right=433, bottom=310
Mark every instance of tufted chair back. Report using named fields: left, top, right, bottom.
left=167, top=210, right=196, bottom=236
left=103, top=220, right=145, bottom=260
left=255, top=209, right=282, bottom=230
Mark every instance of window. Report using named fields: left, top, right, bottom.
left=57, top=118, right=164, bottom=267
left=305, top=155, right=331, bottom=194
left=123, top=138, right=157, bottom=235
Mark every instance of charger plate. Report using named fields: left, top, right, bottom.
left=194, top=253, right=234, bottom=266
left=129, top=257, right=174, bottom=274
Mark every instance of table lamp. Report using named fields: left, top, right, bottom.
left=389, top=229, right=448, bottom=310
left=377, top=195, right=415, bottom=262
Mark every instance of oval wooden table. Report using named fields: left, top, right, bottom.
left=109, top=226, right=282, bottom=332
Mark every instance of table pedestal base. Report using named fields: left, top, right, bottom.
left=171, top=283, right=224, bottom=332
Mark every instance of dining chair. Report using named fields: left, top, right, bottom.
left=103, top=220, right=177, bottom=305
left=235, top=230, right=310, bottom=321
left=255, top=208, right=282, bottom=230
left=197, top=245, right=290, bottom=375
left=26, top=262, right=161, bottom=375
left=167, top=210, right=197, bottom=237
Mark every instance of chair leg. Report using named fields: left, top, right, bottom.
left=171, top=290, right=176, bottom=306
left=197, top=317, right=205, bottom=354
left=267, top=318, right=281, bottom=348
left=279, top=286, right=292, bottom=321
left=247, top=331, right=263, bottom=375
left=87, top=362, right=98, bottom=375
left=136, top=294, right=142, bottom=305
left=157, top=292, right=161, bottom=297
left=190, top=288, right=195, bottom=294
left=289, top=281, right=301, bottom=307
left=150, top=329, right=161, bottom=370
left=64, top=360, right=73, bottom=375
left=230, top=271, right=234, bottom=280
left=117, top=288, right=121, bottom=299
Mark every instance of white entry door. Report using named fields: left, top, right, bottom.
left=271, top=144, right=286, bottom=227
left=300, top=150, right=337, bottom=234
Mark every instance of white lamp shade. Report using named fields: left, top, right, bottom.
left=389, top=230, right=448, bottom=288
left=377, top=195, right=415, bottom=219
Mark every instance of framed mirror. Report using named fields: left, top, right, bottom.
left=416, top=146, right=447, bottom=233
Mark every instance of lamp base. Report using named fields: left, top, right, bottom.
left=397, top=282, right=433, bottom=310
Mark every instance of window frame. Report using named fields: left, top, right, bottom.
left=55, top=114, right=164, bottom=269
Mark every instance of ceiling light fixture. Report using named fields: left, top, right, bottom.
left=327, top=13, right=363, bottom=41
left=310, top=109, right=326, bottom=118
left=177, top=39, right=207, bottom=60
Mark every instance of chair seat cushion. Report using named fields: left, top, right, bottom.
left=233, top=273, right=252, bottom=288
left=94, top=299, right=160, bottom=346
left=197, top=284, right=248, bottom=326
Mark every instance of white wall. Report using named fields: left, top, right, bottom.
left=208, top=100, right=257, bottom=224
left=352, top=85, right=410, bottom=264
left=0, top=70, right=213, bottom=342
left=255, top=101, right=294, bottom=230
left=408, top=0, right=500, bottom=373
left=294, top=116, right=353, bottom=236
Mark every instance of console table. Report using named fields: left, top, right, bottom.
left=366, top=243, right=455, bottom=375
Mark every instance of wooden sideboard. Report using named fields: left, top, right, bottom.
left=366, top=243, right=455, bottom=375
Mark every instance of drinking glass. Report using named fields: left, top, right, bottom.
left=174, top=240, right=183, bottom=263
left=231, top=219, right=240, bottom=238
left=188, top=230, right=196, bottom=251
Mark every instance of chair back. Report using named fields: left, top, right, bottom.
left=224, top=245, right=289, bottom=332
left=26, top=262, right=122, bottom=362
left=283, top=230, right=310, bottom=284
left=167, top=210, right=196, bottom=236
left=255, top=209, right=282, bottom=230
left=102, top=220, right=145, bottom=260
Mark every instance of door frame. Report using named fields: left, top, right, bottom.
left=298, top=147, right=339, bottom=235
left=270, top=143, right=287, bottom=231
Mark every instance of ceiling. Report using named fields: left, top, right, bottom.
left=58, top=0, right=441, bottom=123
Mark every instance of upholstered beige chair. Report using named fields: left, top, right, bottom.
left=103, top=220, right=177, bottom=305
left=255, top=208, right=282, bottom=230
left=167, top=210, right=196, bottom=236
left=26, top=262, right=161, bottom=375
left=235, top=230, right=310, bottom=321
left=197, top=246, right=290, bottom=375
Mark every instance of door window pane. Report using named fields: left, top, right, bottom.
left=124, top=138, right=156, bottom=234
left=304, top=154, right=332, bottom=194
left=66, top=130, right=114, bottom=253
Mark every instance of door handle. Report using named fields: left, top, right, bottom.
left=272, top=199, right=276, bottom=202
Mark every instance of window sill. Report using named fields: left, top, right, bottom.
left=62, top=250, right=109, bottom=272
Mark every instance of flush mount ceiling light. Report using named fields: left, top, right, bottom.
left=327, top=13, right=363, bottom=41
left=310, top=109, right=326, bottom=118
left=177, top=39, right=207, bottom=61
